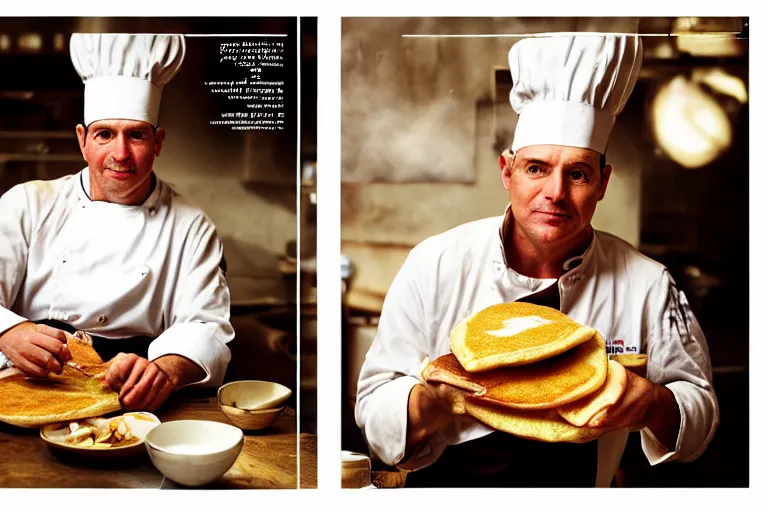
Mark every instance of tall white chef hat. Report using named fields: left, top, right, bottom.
left=508, top=33, right=643, bottom=155
left=70, top=33, right=186, bottom=127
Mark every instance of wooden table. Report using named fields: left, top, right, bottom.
left=0, top=389, right=317, bottom=489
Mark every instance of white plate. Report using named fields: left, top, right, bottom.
left=40, top=412, right=160, bottom=459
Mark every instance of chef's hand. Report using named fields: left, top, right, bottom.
left=588, top=370, right=681, bottom=451
left=103, top=353, right=205, bottom=412
left=0, top=322, right=72, bottom=378
left=405, top=383, right=457, bottom=459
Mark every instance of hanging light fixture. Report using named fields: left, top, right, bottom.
left=692, top=68, right=748, bottom=104
left=651, top=75, right=732, bottom=169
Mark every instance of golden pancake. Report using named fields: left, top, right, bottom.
left=464, top=398, right=607, bottom=443
left=0, top=333, right=120, bottom=428
left=423, top=333, right=608, bottom=410
left=611, top=353, right=647, bottom=378
left=610, top=353, right=647, bottom=368
left=450, top=302, right=596, bottom=372
left=66, top=332, right=106, bottom=364
left=557, top=359, right=627, bottom=427
left=0, top=373, right=121, bottom=428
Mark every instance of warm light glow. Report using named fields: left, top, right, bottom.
left=692, top=68, right=748, bottom=104
left=652, top=76, right=732, bottom=169
left=18, top=33, right=43, bottom=52
left=677, top=35, right=742, bottom=58
left=53, top=34, right=65, bottom=52
left=0, top=34, right=10, bottom=52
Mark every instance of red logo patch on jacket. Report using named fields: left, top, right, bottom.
left=606, top=338, right=636, bottom=354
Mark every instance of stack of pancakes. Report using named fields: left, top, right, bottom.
left=421, top=302, right=634, bottom=443
left=0, top=332, right=121, bottom=428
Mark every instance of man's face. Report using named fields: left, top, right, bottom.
left=499, top=144, right=611, bottom=249
left=76, top=119, right=166, bottom=205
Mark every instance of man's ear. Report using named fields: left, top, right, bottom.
left=499, top=154, right=512, bottom=191
left=598, top=164, right=612, bottom=201
left=154, top=127, right=166, bottom=158
left=75, top=124, right=87, bottom=160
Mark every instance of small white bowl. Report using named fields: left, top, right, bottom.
left=217, top=380, right=292, bottom=411
left=145, top=420, right=244, bottom=487
left=219, top=404, right=285, bottom=431
left=342, top=450, right=372, bottom=488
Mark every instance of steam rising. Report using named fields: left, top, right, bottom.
left=341, top=18, right=642, bottom=183
left=341, top=19, right=496, bottom=183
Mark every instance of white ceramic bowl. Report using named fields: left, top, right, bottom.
left=145, top=420, right=244, bottom=487
left=217, top=380, right=292, bottom=411
left=219, top=404, right=285, bottom=431
left=341, top=450, right=372, bottom=488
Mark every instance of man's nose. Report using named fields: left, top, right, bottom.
left=110, top=133, right=131, bottom=162
left=542, top=171, right=567, bottom=202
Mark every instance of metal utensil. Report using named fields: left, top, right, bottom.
left=65, top=361, right=89, bottom=375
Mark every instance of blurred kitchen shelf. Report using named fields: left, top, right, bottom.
left=712, top=366, right=747, bottom=374
left=243, top=180, right=314, bottom=190
left=278, top=257, right=317, bottom=274
left=300, top=378, right=317, bottom=389
left=0, top=55, right=82, bottom=91
left=230, top=299, right=317, bottom=311
left=0, top=130, right=75, bottom=139
left=230, top=297, right=289, bottom=308
left=0, top=153, right=82, bottom=163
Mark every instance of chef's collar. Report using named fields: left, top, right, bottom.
left=496, top=203, right=595, bottom=276
left=76, top=167, right=161, bottom=211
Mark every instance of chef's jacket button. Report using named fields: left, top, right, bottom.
left=98, top=315, right=108, bottom=325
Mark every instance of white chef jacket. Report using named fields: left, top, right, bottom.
left=355, top=211, right=719, bottom=487
left=0, top=168, right=234, bottom=387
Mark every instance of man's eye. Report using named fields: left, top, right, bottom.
left=95, top=130, right=111, bottom=139
left=527, top=165, right=542, bottom=174
left=570, top=170, right=589, bottom=182
left=131, top=131, right=147, bottom=140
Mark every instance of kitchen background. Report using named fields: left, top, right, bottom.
left=341, top=16, right=749, bottom=487
left=0, top=17, right=317, bottom=443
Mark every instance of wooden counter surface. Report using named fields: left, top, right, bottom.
left=0, top=389, right=316, bottom=489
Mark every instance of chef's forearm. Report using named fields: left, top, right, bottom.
left=646, top=384, right=681, bottom=452
left=154, top=354, right=205, bottom=390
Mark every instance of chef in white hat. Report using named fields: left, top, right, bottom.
left=0, top=34, right=234, bottom=413
left=356, top=33, right=718, bottom=487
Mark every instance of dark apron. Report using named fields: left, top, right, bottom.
left=35, top=319, right=154, bottom=362
left=406, top=282, right=599, bottom=488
